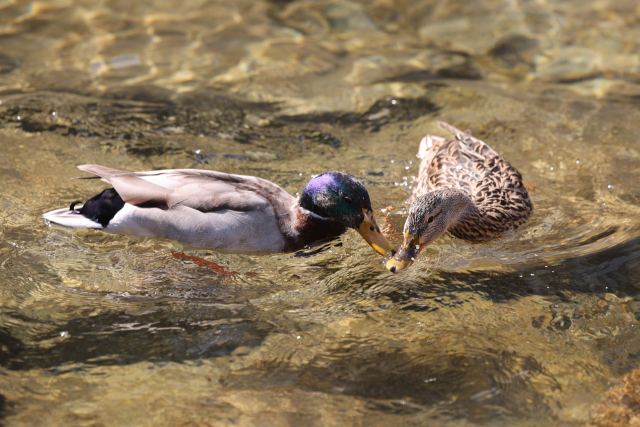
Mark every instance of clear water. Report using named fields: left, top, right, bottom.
left=2, top=0, right=640, bottom=425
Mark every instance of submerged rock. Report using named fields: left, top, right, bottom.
left=0, top=53, right=18, bottom=74
left=536, top=47, right=602, bottom=82
left=589, top=369, right=640, bottom=427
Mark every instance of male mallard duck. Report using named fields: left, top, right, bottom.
left=43, top=165, right=394, bottom=255
left=386, top=122, right=533, bottom=273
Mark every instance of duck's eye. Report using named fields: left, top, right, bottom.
left=342, top=196, right=353, bottom=204
left=427, top=216, right=434, bottom=224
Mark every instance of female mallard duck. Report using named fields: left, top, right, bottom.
left=386, top=121, right=533, bottom=273
left=43, top=165, right=394, bottom=255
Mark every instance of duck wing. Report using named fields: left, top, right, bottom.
left=428, top=122, right=498, bottom=196
left=412, top=122, right=530, bottom=210
left=426, top=122, right=532, bottom=227
left=76, top=165, right=297, bottom=215
left=411, top=123, right=485, bottom=202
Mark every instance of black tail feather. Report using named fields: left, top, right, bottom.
left=79, top=189, right=125, bottom=227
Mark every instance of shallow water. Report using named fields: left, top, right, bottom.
left=2, top=0, right=640, bottom=425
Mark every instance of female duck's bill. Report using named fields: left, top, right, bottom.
left=386, top=231, right=421, bottom=273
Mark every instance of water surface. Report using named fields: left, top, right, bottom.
left=2, top=0, right=640, bottom=425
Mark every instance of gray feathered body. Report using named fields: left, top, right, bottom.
left=43, top=165, right=346, bottom=253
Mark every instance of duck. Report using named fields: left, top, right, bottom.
left=43, top=165, right=395, bottom=255
left=386, top=121, right=533, bottom=273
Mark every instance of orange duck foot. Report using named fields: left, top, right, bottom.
left=171, top=251, right=250, bottom=276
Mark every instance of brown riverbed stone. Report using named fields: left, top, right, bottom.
left=588, top=369, right=640, bottom=427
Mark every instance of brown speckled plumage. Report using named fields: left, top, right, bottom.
left=386, top=121, right=533, bottom=272
left=411, top=121, right=532, bottom=240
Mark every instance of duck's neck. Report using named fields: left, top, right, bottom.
left=443, top=188, right=505, bottom=240
left=282, top=205, right=347, bottom=251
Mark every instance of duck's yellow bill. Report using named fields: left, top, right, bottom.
left=355, top=210, right=395, bottom=256
left=386, top=232, right=421, bottom=273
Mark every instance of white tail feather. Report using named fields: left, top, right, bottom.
left=42, top=207, right=103, bottom=229
left=417, top=134, right=446, bottom=159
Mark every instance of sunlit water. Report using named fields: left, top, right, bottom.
left=2, top=0, right=640, bottom=425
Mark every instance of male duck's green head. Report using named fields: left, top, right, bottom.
left=300, top=171, right=394, bottom=256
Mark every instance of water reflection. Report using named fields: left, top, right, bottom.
left=2, top=0, right=640, bottom=425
